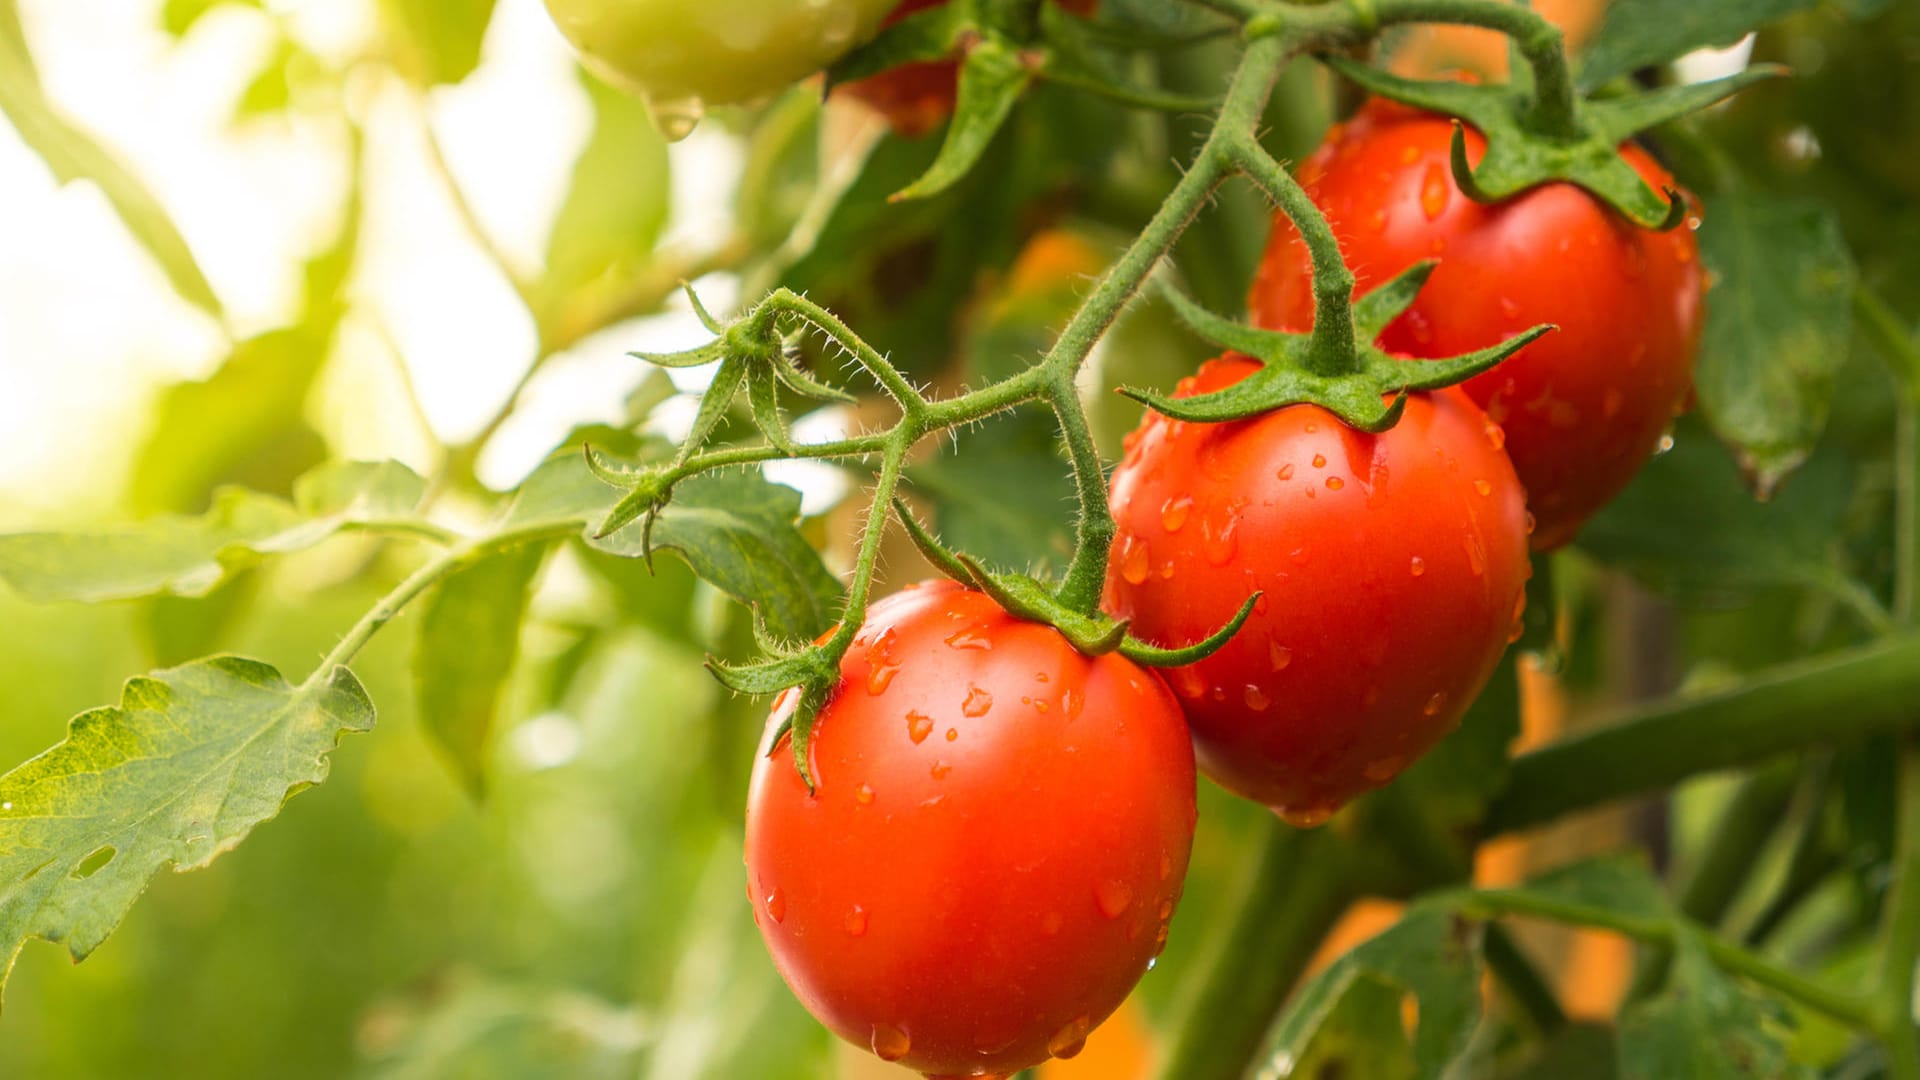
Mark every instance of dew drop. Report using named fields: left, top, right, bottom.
left=1269, top=642, right=1293, bottom=672
left=1062, top=688, right=1085, bottom=719
left=1329, top=476, right=1348, bottom=492
left=1657, top=433, right=1675, bottom=455
left=1410, top=555, right=1427, bottom=577
left=1049, top=1016, right=1092, bottom=1060
left=1484, top=422, right=1506, bottom=451
left=1289, top=546, right=1311, bottom=566
left=765, top=887, right=787, bottom=923
left=931, top=759, right=952, bottom=780
left=1277, top=463, right=1295, bottom=480
left=1399, top=144, right=1420, bottom=164
left=1120, top=537, right=1151, bottom=585
left=1201, top=510, right=1240, bottom=566
left=1465, top=533, right=1486, bottom=577
left=1243, top=684, right=1272, bottom=712
left=1159, top=853, right=1173, bottom=881
left=1311, top=453, right=1327, bottom=469
left=962, top=686, right=994, bottom=717
left=1420, top=161, right=1450, bottom=219
left=865, top=628, right=900, bottom=695
left=1424, top=691, right=1448, bottom=716
left=1473, top=478, right=1491, bottom=496
left=855, top=783, right=874, bottom=805
left=1152, top=493, right=1192, bottom=534
left=1364, top=755, right=1407, bottom=782
left=1158, top=560, right=1176, bottom=580
left=1305, top=422, right=1318, bottom=433
left=1524, top=511, right=1537, bottom=536
left=1155, top=923, right=1171, bottom=954
left=906, top=711, right=934, bottom=744
left=1158, top=899, right=1174, bottom=920
left=944, top=625, right=993, bottom=650
left=1278, top=805, right=1333, bottom=828
left=845, top=905, right=869, bottom=937
left=945, top=727, right=958, bottom=742
left=1171, top=666, right=1206, bottom=699
left=1209, top=685, right=1227, bottom=703
left=644, top=94, right=705, bottom=142
left=871, top=1024, right=911, bottom=1062
left=1095, top=879, right=1134, bottom=918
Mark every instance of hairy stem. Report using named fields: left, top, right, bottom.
left=1227, top=139, right=1357, bottom=376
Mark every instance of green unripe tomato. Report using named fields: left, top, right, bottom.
left=543, top=0, right=898, bottom=111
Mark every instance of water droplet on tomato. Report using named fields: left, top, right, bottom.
left=1269, top=643, right=1293, bottom=671
left=865, top=628, right=900, bottom=694
left=1399, top=144, right=1420, bottom=164
left=1465, top=533, right=1486, bottom=577
left=1524, top=512, right=1536, bottom=536
left=1410, top=555, right=1426, bottom=577
left=945, top=727, right=958, bottom=742
left=1424, top=691, right=1448, bottom=716
left=1484, top=422, right=1506, bottom=451
left=1289, top=546, right=1311, bottom=566
left=871, top=1024, right=911, bottom=1062
left=1049, top=1017, right=1092, bottom=1060
left=644, top=94, right=705, bottom=142
left=1311, top=453, right=1327, bottom=469
left=1363, top=755, right=1407, bottom=782
left=1325, top=476, right=1344, bottom=491
left=1656, top=433, right=1675, bottom=454
left=1120, top=537, right=1151, bottom=584
left=1201, top=511, right=1239, bottom=566
left=944, top=625, right=993, bottom=650
left=1420, top=162, right=1450, bottom=219
left=1062, top=688, right=1084, bottom=718
left=845, top=905, right=869, bottom=936
left=1243, top=684, right=1271, bottom=711
left=1209, top=685, right=1227, bottom=703
left=855, top=782, right=874, bottom=805
left=962, top=686, right=993, bottom=716
left=930, top=759, right=952, bottom=780
left=1278, top=805, right=1333, bottom=828
left=1159, top=853, right=1172, bottom=881
left=1160, top=495, right=1193, bottom=532
left=765, top=887, right=787, bottom=923
left=906, top=711, right=934, bottom=744
left=1473, top=478, right=1491, bottom=496
left=1158, top=559, right=1176, bottom=580
left=1095, top=879, right=1133, bottom=918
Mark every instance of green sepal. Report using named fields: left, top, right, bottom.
left=675, top=358, right=747, bottom=464
left=892, top=498, right=983, bottom=588
left=631, top=340, right=728, bottom=369
left=1132, top=281, right=1551, bottom=432
left=823, top=0, right=968, bottom=91
left=746, top=363, right=797, bottom=454
left=583, top=445, right=674, bottom=550
left=1119, top=591, right=1262, bottom=668
left=891, top=37, right=1034, bottom=202
left=951, top=554, right=1130, bottom=655
left=1319, top=54, right=1780, bottom=230
left=705, top=646, right=835, bottom=697
left=774, top=358, right=858, bottom=404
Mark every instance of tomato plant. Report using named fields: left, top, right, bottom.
left=1, top=1, right=1918, bottom=1079
left=1106, top=359, right=1528, bottom=820
left=745, top=580, right=1193, bottom=1078
left=1248, top=101, right=1705, bottom=550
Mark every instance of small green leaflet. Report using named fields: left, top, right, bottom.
left=0, top=0, right=223, bottom=318
left=1619, top=935, right=1812, bottom=1079
left=0, top=461, right=428, bottom=604
left=0, top=656, right=374, bottom=998
left=1693, top=193, right=1858, bottom=496
left=415, top=545, right=547, bottom=799
left=507, top=454, right=844, bottom=642
left=1577, top=0, right=1817, bottom=91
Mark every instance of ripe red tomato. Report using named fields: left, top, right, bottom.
left=1247, top=101, right=1705, bottom=550
left=745, top=579, right=1194, bottom=1079
left=839, top=0, right=1099, bottom=137
left=1103, top=358, right=1529, bottom=821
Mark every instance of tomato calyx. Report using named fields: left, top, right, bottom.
left=893, top=498, right=1259, bottom=666
left=1318, top=53, right=1785, bottom=230
left=1123, top=263, right=1551, bottom=432
left=829, top=0, right=1217, bottom=200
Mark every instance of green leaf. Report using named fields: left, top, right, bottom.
left=0, top=462, right=428, bottom=604
left=1693, top=193, right=1858, bottom=495
left=0, top=0, right=222, bottom=318
left=415, top=545, right=547, bottom=799
left=1577, top=425, right=1873, bottom=618
left=377, top=0, right=497, bottom=86
left=907, top=409, right=1075, bottom=574
left=537, top=72, right=672, bottom=346
left=1578, top=0, right=1816, bottom=91
left=1263, top=904, right=1485, bottom=1079
left=0, top=656, right=374, bottom=996
left=593, top=472, right=843, bottom=642
left=1505, top=854, right=1675, bottom=921
left=1617, top=935, right=1811, bottom=1079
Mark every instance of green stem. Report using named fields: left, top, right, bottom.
left=1152, top=824, right=1360, bottom=1080
left=760, top=290, right=931, bottom=413
left=1050, top=374, right=1118, bottom=616
left=1227, top=139, right=1357, bottom=376
left=1486, top=635, right=1920, bottom=835
left=1881, top=743, right=1920, bottom=1078
left=1852, top=287, right=1920, bottom=623
left=1458, top=889, right=1881, bottom=1030
left=1370, top=0, right=1577, bottom=136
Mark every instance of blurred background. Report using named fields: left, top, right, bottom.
left=3, top=0, right=1917, bottom=1075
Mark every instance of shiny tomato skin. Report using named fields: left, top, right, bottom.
left=1104, top=358, right=1529, bottom=820
left=745, top=579, right=1195, bottom=1078
left=839, top=0, right=1099, bottom=137
left=1247, top=103, right=1705, bottom=550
